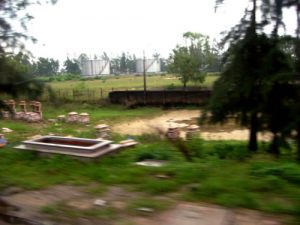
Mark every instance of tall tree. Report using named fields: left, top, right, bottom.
left=168, top=32, right=210, bottom=89
left=0, top=0, right=57, bottom=54
left=35, top=57, right=59, bottom=76
left=63, top=58, right=81, bottom=74
left=120, top=52, right=127, bottom=73
left=0, top=0, right=57, bottom=104
left=0, top=53, right=45, bottom=99
left=259, top=0, right=300, bottom=159
left=210, top=0, right=298, bottom=155
left=209, top=0, right=267, bottom=152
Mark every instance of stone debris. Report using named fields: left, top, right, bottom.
left=2, top=128, right=13, bottom=133
left=2, top=100, right=43, bottom=122
left=57, top=115, right=66, bottom=122
left=136, top=207, right=154, bottom=213
left=95, top=124, right=111, bottom=139
left=155, top=174, right=171, bottom=179
left=135, top=160, right=166, bottom=167
left=65, top=112, right=90, bottom=124
left=119, top=139, right=138, bottom=147
left=78, top=113, right=90, bottom=124
left=64, top=135, right=74, bottom=137
left=166, top=125, right=180, bottom=140
left=93, top=199, right=107, bottom=207
left=27, top=135, right=42, bottom=140
left=66, top=112, right=78, bottom=123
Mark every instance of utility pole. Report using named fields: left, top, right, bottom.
left=143, top=51, right=147, bottom=105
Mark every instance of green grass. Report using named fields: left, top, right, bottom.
left=39, top=74, right=218, bottom=101
left=1, top=138, right=299, bottom=218
left=49, top=74, right=218, bottom=92
left=2, top=74, right=218, bottom=102
left=0, top=104, right=299, bottom=223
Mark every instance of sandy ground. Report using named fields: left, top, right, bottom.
left=112, top=110, right=271, bottom=141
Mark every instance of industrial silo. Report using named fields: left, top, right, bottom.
left=81, top=60, right=110, bottom=76
left=135, top=58, right=161, bottom=74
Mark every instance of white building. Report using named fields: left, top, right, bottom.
left=81, top=60, right=110, bottom=76
left=136, top=58, right=161, bottom=74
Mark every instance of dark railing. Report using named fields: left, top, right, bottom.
left=109, top=89, right=212, bottom=106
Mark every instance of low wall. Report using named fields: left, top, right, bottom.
left=109, top=89, right=212, bottom=106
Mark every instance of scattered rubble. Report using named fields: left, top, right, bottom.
left=93, top=199, right=107, bottom=207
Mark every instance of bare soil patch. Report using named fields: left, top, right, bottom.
left=112, top=110, right=271, bottom=141
left=1, top=185, right=285, bottom=225
left=131, top=203, right=283, bottom=225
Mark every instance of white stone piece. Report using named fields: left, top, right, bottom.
left=94, top=199, right=107, bottom=207
left=2, top=128, right=13, bottom=133
left=66, top=112, right=78, bottom=123
left=136, top=207, right=154, bottom=213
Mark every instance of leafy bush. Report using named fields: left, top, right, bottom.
left=48, top=73, right=81, bottom=82
left=249, top=175, right=286, bottom=192
left=199, top=142, right=250, bottom=160
left=134, top=142, right=176, bottom=161
left=136, top=148, right=172, bottom=161
left=186, top=138, right=203, bottom=158
left=250, top=162, right=300, bottom=184
left=166, top=83, right=176, bottom=90
left=215, top=192, right=259, bottom=208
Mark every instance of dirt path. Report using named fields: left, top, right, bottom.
left=112, top=110, right=271, bottom=141
left=132, top=203, right=282, bottom=225
left=1, top=185, right=284, bottom=225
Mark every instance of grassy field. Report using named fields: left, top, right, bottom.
left=49, top=74, right=218, bottom=90
left=0, top=104, right=299, bottom=224
left=41, top=74, right=218, bottom=101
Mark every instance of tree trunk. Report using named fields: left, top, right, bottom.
left=269, top=132, right=280, bottom=157
left=297, top=123, right=300, bottom=162
left=248, top=112, right=258, bottom=152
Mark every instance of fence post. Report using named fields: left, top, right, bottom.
left=100, top=88, right=103, bottom=99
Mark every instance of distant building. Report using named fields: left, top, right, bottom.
left=81, top=60, right=110, bottom=76
left=136, top=58, right=161, bottom=74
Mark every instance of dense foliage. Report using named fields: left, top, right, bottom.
left=168, top=32, right=221, bottom=88
left=208, top=0, right=300, bottom=160
left=0, top=0, right=57, bottom=101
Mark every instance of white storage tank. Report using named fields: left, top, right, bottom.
left=81, top=60, right=110, bottom=76
left=136, top=58, right=161, bottom=74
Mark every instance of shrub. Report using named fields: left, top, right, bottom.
left=200, top=142, right=250, bottom=160
left=250, top=162, right=300, bottom=184
left=48, top=73, right=81, bottom=82
left=135, top=142, right=175, bottom=161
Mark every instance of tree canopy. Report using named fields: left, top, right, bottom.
left=207, top=0, right=299, bottom=157
left=0, top=0, right=57, bottom=102
left=168, top=32, right=220, bottom=88
left=63, top=58, right=81, bottom=75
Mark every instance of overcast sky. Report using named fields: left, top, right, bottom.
left=24, top=0, right=296, bottom=63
